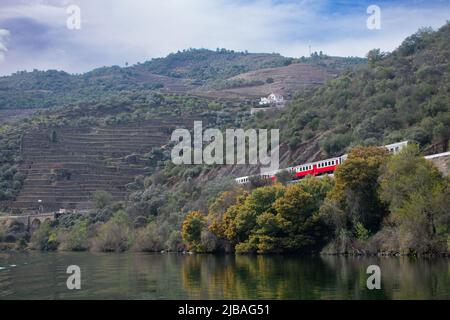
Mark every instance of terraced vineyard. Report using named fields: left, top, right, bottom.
left=11, top=119, right=195, bottom=212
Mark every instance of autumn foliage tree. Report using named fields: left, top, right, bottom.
left=182, top=211, right=206, bottom=252
left=196, top=177, right=333, bottom=253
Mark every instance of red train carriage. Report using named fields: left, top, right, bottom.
left=235, top=141, right=408, bottom=185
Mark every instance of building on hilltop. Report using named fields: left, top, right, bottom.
left=259, top=92, right=284, bottom=106
left=252, top=92, right=286, bottom=115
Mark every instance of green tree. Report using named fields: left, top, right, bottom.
left=92, top=190, right=113, bottom=209
left=275, top=169, right=296, bottom=185
left=30, top=221, right=58, bottom=251
left=59, top=219, right=89, bottom=251
left=320, top=146, right=389, bottom=249
left=378, top=144, right=449, bottom=254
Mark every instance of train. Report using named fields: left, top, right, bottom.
left=235, top=141, right=409, bottom=185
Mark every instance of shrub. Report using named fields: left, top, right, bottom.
left=133, top=222, right=164, bottom=252
left=58, top=220, right=90, bottom=251
left=30, top=222, right=58, bottom=251
left=93, top=210, right=132, bottom=252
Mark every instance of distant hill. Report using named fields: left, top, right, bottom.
left=0, top=48, right=364, bottom=112
left=135, top=48, right=292, bottom=80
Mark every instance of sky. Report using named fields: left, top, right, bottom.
left=0, top=0, right=449, bottom=76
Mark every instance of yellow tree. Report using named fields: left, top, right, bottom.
left=182, top=211, right=206, bottom=252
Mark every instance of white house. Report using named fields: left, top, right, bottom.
left=259, top=97, right=270, bottom=105
left=259, top=93, right=284, bottom=106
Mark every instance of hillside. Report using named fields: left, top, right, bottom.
left=249, top=23, right=450, bottom=163
left=0, top=24, right=448, bottom=256
left=195, top=63, right=336, bottom=99
left=0, top=49, right=363, bottom=113
left=1, top=24, right=449, bottom=213
left=0, top=92, right=250, bottom=211
left=114, top=23, right=450, bottom=252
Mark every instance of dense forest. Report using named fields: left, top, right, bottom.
left=0, top=24, right=449, bottom=256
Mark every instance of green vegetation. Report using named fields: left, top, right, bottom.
left=183, top=146, right=449, bottom=255
left=250, top=23, right=450, bottom=156
left=0, top=125, right=25, bottom=202
left=213, top=78, right=265, bottom=90
left=377, top=145, right=449, bottom=255
left=139, top=48, right=292, bottom=80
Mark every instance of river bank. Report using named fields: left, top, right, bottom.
left=1, top=241, right=449, bottom=258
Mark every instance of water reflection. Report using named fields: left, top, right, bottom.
left=0, top=252, right=448, bottom=299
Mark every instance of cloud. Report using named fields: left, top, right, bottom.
left=0, top=0, right=449, bottom=75
left=0, top=28, right=10, bottom=63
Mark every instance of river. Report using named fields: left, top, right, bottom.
left=0, top=252, right=448, bottom=299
